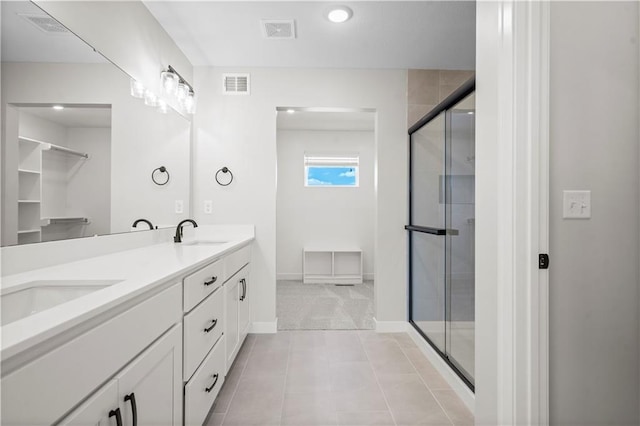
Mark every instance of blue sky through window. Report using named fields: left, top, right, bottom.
left=306, top=166, right=357, bottom=186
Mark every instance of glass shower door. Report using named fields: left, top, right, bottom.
left=407, top=78, right=475, bottom=390
left=409, top=112, right=446, bottom=352
left=445, top=93, right=475, bottom=385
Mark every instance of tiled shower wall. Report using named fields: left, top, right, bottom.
left=407, top=70, right=474, bottom=128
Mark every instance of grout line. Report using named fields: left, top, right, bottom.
left=277, top=332, right=291, bottom=426
left=358, top=332, right=398, bottom=426
left=218, top=335, right=256, bottom=426
left=398, top=339, right=455, bottom=426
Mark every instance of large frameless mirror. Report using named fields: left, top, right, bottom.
left=1, top=0, right=191, bottom=246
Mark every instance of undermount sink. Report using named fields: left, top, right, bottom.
left=1, top=279, right=123, bottom=326
left=181, top=240, right=228, bottom=246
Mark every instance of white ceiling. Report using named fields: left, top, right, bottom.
left=143, top=1, right=475, bottom=69
left=277, top=109, right=375, bottom=131
left=1, top=0, right=107, bottom=63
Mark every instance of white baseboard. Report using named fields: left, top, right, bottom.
left=277, top=273, right=302, bottom=281
left=406, top=325, right=475, bottom=413
left=373, top=318, right=409, bottom=333
left=277, top=273, right=375, bottom=282
left=249, top=319, right=278, bottom=334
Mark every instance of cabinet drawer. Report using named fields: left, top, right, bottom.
left=184, top=336, right=225, bottom=426
left=224, top=245, right=251, bottom=282
left=183, top=288, right=224, bottom=380
left=184, top=259, right=223, bottom=312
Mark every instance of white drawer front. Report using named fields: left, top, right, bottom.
left=184, top=337, right=225, bottom=426
left=183, top=288, right=224, bottom=380
left=184, top=259, right=223, bottom=312
left=224, top=245, right=251, bottom=282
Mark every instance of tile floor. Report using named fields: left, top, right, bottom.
left=206, top=331, right=473, bottom=426
left=277, top=281, right=375, bottom=330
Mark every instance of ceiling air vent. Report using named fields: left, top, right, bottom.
left=18, top=13, right=69, bottom=34
left=223, top=74, right=250, bottom=95
left=261, top=19, right=296, bottom=39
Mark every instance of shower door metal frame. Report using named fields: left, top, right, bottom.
left=406, top=76, right=475, bottom=392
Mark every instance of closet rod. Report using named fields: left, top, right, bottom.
left=44, top=143, right=89, bottom=159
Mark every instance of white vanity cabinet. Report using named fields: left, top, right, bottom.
left=60, top=324, right=182, bottom=426
left=226, top=264, right=250, bottom=366
left=182, top=243, right=251, bottom=426
left=1, top=283, right=183, bottom=426
left=223, top=245, right=252, bottom=367
left=183, top=246, right=251, bottom=426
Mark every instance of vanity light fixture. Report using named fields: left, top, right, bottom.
left=161, top=65, right=197, bottom=115
left=160, top=70, right=179, bottom=95
left=52, top=105, right=64, bottom=110
left=327, top=6, right=353, bottom=23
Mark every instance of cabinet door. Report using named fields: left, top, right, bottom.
left=225, top=279, right=239, bottom=367
left=59, top=379, right=119, bottom=426
left=238, top=266, right=250, bottom=343
left=117, top=324, right=182, bottom=426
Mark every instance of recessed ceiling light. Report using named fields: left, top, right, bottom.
left=287, top=109, right=295, bottom=114
left=52, top=105, right=64, bottom=110
left=327, top=6, right=353, bottom=23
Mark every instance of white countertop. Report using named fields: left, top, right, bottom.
left=1, top=226, right=254, bottom=361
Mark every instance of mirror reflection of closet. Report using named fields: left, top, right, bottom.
left=1, top=0, right=192, bottom=246
left=15, top=106, right=111, bottom=244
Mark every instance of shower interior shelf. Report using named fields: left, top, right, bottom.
left=303, top=248, right=363, bottom=285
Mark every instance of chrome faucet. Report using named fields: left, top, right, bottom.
left=132, top=218, right=155, bottom=230
left=174, top=219, right=198, bottom=243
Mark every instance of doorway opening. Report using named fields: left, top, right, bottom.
left=275, top=107, right=376, bottom=330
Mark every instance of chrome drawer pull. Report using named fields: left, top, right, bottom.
left=204, top=276, right=218, bottom=286
left=205, top=373, right=219, bottom=393
left=204, top=319, right=218, bottom=333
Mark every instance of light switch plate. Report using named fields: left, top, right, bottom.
left=175, top=200, right=184, bottom=214
left=563, top=190, right=591, bottom=219
left=204, top=200, right=213, bottom=214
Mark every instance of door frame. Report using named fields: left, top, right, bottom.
left=475, top=1, right=550, bottom=424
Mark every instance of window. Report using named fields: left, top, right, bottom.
left=304, top=154, right=359, bottom=187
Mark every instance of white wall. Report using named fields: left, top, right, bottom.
left=66, top=127, right=111, bottom=237
left=193, top=67, right=407, bottom=328
left=549, top=2, right=639, bottom=424
left=276, top=129, right=375, bottom=280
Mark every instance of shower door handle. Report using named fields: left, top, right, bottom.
left=404, top=225, right=447, bottom=235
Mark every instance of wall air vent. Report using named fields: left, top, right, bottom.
left=223, top=74, right=250, bottom=95
left=18, top=13, right=69, bottom=34
left=261, top=19, right=296, bottom=39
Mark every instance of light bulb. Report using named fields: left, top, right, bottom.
left=160, top=70, right=179, bottom=95
left=184, top=92, right=197, bottom=115
left=130, top=79, right=145, bottom=98
left=176, top=83, right=188, bottom=101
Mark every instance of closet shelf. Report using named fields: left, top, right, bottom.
left=17, top=229, right=41, bottom=234
left=41, top=217, right=89, bottom=226
left=18, top=200, right=40, bottom=203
